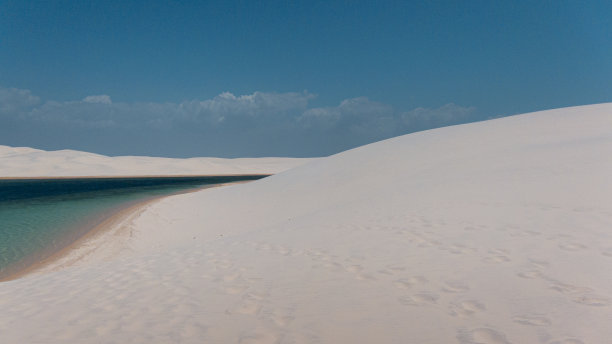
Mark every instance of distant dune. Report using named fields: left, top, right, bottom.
left=0, top=146, right=314, bottom=177
left=1, top=103, right=611, bottom=343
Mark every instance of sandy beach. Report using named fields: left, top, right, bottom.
left=1, top=103, right=611, bottom=343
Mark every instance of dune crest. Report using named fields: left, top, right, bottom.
left=0, top=146, right=314, bottom=177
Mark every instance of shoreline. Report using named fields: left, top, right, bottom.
left=0, top=174, right=270, bottom=180
left=0, top=181, right=248, bottom=282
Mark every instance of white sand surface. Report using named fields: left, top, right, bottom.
left=1, top=103, right=611, bottom=343
left=0, top=146, right=313, bottom=177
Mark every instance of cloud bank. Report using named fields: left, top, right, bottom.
left=0, top=86, right=475, bottom=157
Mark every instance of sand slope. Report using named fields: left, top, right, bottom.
left=1, top=103, right=611, bottom=343
left=0, top=146, right=313, bottom=177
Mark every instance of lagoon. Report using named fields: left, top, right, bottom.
left=0, top=175, right=266, bottom=279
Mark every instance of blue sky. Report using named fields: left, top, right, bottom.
left=1, top=1, right=611, bottom=157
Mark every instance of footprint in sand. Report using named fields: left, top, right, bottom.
left=464, top=225, right=487, bottom=232
left=489, top=248, right=510, bottom=255
left=482, top=255, right=511, bottom=264
left=512, top=314, right=551, bottom=326
left=224, top=284, right=249, bottom=295
left=378, top=264, right=406, bottom=275
left=393, top=276, right=428, bottom=290
left=457, top=327, right=511, bottom=344
left=222, top=272, right=242, bottom=282
left=572, top=294, right=611, bottom=307
left=393, top=279, right=414, bottom=290
left=255, top=243, right=272, bottom=252
left=527, top=258, right=550, bottom=268
left=442, top=281, right=470, bottom=293
left=516, top=270, right=543, bottom=279
left=446, top=243, right=477, bottom=255
left=449, top=300, right=486, bottom=317
left=226, top=293, right=266, bottom=316
left=273, top=246, right=292, bottom=256
left=509, top=229, right=542, bottom=238
left=238, top=328, right=280, bottom=344
left=345, top=264, right=364, bottom=273
left=305, top=249, right=330, bottom=260
left=548, top=281, right=592, bottom=295
left=355, top=272, right=377, bottom=281
left=558, top=243, right=587, bottom=252
left=545, top=280, right=610, bottom=306
left=410, top=276, right=428, bottom=284
left=547, top=233, right=574, bottom=241
left=226, top=300, right=262, bottom=315
left=264, top=307, right=296, bottom=328
left=208, top=258, right=234, bottom=269
left=398, top=292, right=439, bottom=306
left=321, top=261, right=344, bottom=271
left=601, top=248, right=612, bottom=257
left=271, top=313, right=294, bottom=328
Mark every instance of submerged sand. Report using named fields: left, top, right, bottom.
left=1, top=104, right=611, bottom=343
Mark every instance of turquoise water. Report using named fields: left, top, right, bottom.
left=0, top=176, right=266, bottom=279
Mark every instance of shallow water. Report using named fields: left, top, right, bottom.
left=0, top=175, right=266, bottom=278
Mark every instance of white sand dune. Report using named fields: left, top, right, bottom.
left=1, top=103, right=611, bottom=343
left=0, top=146, right=313, bottom=177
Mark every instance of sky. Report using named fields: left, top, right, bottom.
left=1, top=1, right=611, bottom=157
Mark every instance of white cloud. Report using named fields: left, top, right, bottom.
left=1, top=86, right=473, bottom=133
left=0, top=87, right=40, bottom=116
left=179, top=91, right=314, bottom=124
left=83, top=95, right=112, bottom=104
left=0, top=86, right=477, bottom=156
left=300, top=97, right=393, bottom=131
left=28, top=100, right=117, bottom=128
left=300, top=98, right=473, bottom=138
